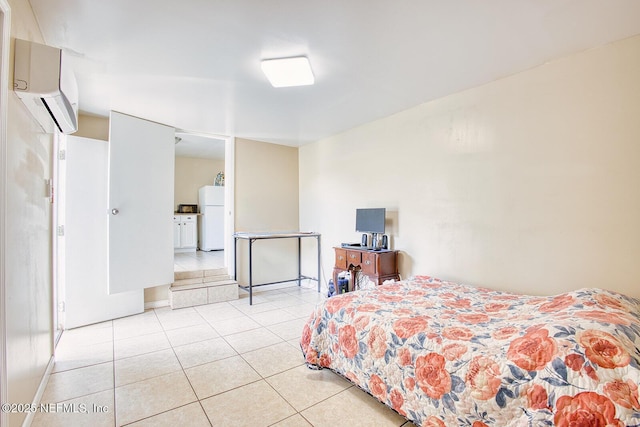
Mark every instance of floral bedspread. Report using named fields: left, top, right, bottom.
left=300, top=276, right=640, bottom=426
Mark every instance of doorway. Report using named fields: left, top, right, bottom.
left=174, top=131, right=235, bottom=275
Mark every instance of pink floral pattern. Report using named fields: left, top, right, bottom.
left=301, top=276, right=640, bottom=426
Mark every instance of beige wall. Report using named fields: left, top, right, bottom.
left=174, top=156, right=224, bottom=209
left=234, top=138, right=300, bottom=285
left=75, top=113, right=109, bottom=141
left=300, top=34, right=640, bottom=299
left=5, top=1, right=54, bottom=425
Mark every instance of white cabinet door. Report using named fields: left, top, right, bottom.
left=181, top=218, right=197, bottom=248
left=108, top=112, right=175, bottom=294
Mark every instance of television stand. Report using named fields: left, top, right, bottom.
left=333, top=246, right=399, bottom=292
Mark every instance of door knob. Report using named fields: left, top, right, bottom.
left=111, top=208, right=120, bottom=215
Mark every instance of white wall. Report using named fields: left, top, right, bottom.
left=5, top=1, right=54, bottom=425
left=300, top=34, right=640, bottom=298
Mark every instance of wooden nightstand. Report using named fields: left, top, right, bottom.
left=333, top=247, right=399, bottom=291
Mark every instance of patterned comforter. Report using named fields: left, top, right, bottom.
left=300, top=276, right=640, bottom=426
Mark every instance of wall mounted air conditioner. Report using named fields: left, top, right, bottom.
left=13, top=39, right=78, bottom=134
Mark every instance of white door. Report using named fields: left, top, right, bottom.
left=64, top=136, right=143, bottom=328
left=108, top=112, right=175, bottom=294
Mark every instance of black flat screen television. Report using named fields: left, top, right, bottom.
left=355, top=208, right=386, bottom=234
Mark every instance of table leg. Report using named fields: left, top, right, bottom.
left=297, top=237, right=302, bottom=287
left=233, top=237, right=238, bottom=280
left=249, top=239, right=253, bottom=305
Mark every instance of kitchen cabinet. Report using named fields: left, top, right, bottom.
left=174, top=215, right=197, bottom=252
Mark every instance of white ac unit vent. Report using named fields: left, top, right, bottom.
left=13, top=39, right=78, bottom=134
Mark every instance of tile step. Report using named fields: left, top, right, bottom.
left=172, top=275, right=232, bottom=287
left=174, top=267, right=228, bottom=281
left=169, top=279, right=237, bottom=292
left=168, top=280, right=238, bottom=309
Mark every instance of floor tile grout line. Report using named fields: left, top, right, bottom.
left=157, top=306, right=210, bottom=425
left=45, top=280, right=329, bottom=424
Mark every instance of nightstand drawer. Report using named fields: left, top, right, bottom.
left=346, top=251, right=361, bottom=265
left=361, top=252, right=376, bottom=275
left=335, top=249, right=347, bottom=269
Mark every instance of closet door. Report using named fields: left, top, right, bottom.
left=64, top=135, right=143, bottom=327
left=108, top=111, right=174, bottom=294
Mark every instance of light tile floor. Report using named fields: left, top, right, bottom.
left=174, top=250, right=225, bottom=272
left=34, top=256, right=417, bottom=426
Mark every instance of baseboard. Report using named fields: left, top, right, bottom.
left=144, top=299, right=169, bottom=310
left=22, top=354, right=55, bottom=426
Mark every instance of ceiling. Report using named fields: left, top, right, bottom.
left=30, top=0, right=640, bottom=148
left=174, top=131, right=225, bottom=159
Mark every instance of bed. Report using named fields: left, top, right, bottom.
left=300, top=276, right=640, bottom=426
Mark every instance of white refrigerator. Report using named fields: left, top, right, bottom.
left=198, top=185, right=225, bottom=250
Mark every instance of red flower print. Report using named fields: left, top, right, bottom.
left=466, top=356, right=502, bottom=400
left=554, top=392, right=623, bottom=427
left=357, top=303, right=381, bottom=312
left=539, top=295, right=574, bottom=312
left=380, top=283, right=403, bottom=292
left=325, top=294, right=355, bottom=314
left=584, top=364, right=599, bottom=381
left=353, top=315, right=370, bottom=331
left=448, top=298, right=471, bottom=308
left=442, top=326, right=474, bottom=341
left=345, top=371, right=359, bottom=384
left=398, top=347, right=412, bottom=366
left=564, top=354, right=585, bottom=371
left=369, top=374, right=387, bottom=401
left=492, top=326, right=519, bottom=341
left=579, top=330, right=630, bottom=369
left=442, top=343, right=467, bottom=361
left=377, top=294, right=404, bottom=303
left=407, top=289, right=428, bottom=297
left=305, top=348, right=318, bottom=365
left=577, top=310, right=631, bottom=326
left=526, top=384, right=549, bottom=410
left=368, top=325, right=387, bottom=359
left=300, top=324, right=312, bottom=351
left=423, top=416, right=446, bottom=427
left=484, top=302, right=511, bottom=313
left=595, top=293, right=625, bottom=311
left=389, top=389, right=406, bottom=416
left=404, top=377, right=416, bottom=390
left=329, top=321, right=337, bottom=335
left=318, top=353, right=332, bottom=367
left=604, top=379, right=640, bottom=410
left=393, top=317, right=428, bottom=339
left=456, top=313, right=490, bottom=324
left=393, top=308, right=416, bottom=317
left=338, top=325, right=359, bottom=358
left=507, top=328, right=557, bottom=371
left=415, top=353, right=451, bottom=399
left=472, top=422, right=489, bottom=427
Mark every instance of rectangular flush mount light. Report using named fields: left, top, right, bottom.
left=261, top=56, right=314, bottom=88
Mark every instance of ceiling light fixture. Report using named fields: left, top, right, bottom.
left=261, top=56, right=315, bottom=88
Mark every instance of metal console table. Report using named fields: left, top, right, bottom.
left=233, top=232, right=321, bottom=305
